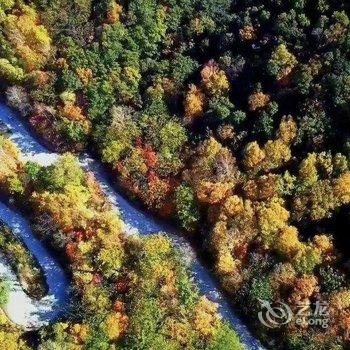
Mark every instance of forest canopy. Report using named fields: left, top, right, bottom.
left=1, top=0, right=350, bottom=349
left=0, top=137, right=242, bottom=350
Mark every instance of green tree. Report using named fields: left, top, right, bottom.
left=175, top=184, right=200, bottom=231
left=208, top=323, right=243, bottom=350
left=319, top=266, right=345, bottom=293
left=0, top=279, right=9, bottom=306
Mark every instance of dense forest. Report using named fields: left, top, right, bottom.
left=1, top=0, right=350, bottom=349
left=0, top=135, right=242, bottom=349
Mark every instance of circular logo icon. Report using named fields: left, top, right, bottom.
left=258, top=299, right=293, bottom=328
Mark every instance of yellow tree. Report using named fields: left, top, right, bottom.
left=193, top=296, right=220, bottom=338
left=106, top=1, right=123, bottom=24
left=2, top=4, right=51, bottom=72
left=200, top=61, right=229, bottom=96
left=216, top=249, right=240, bottom=276
left=243, top=141, right=265, bottom=171
left=248, top=92, right=270, bottom=112
left=222, top=195, right=244, bottom=217
left=184, top=84, right=206, bottom=124
left=298, top=153, right=318, bottom=186
left=334, top=172, right=350, bottom=205
left=275, top=226, right=303, bottom=258
left=0, top=136, right=24, bottom=194
left=184, top=137, right=229, bottom=185
left=277, top=115, right=297, bottom=144
left=256, top=198, right=290, bottom=246
left=196, top=181, right=233, bottom=205
left=32, top=184, right=94, bottom=232
left=263, top=139, right=292, bottom=171
left=268, top=44, right=297, bottom=81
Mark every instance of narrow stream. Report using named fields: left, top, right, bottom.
left=0, top=103, right=265, bottom=349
